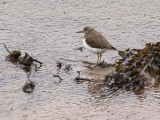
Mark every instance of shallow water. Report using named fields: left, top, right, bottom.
left=0, top=0, right=160, bottom=120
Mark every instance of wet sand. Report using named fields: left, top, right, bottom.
left=0, top=0, right=160, bottom=120
left=82, top=65, right=115, bottom=80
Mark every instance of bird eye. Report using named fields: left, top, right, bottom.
left=84, top=28, right=87, bottom=31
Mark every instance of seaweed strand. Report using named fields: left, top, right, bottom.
left=3, top=43, right=11, bottom=53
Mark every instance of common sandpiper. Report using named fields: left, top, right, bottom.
left=77, top=26, right=117, bottom=65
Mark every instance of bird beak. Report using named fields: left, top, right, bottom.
left=76, top=31, right=84, bottom=33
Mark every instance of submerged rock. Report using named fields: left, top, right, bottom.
left=105, top=42, right=160, bottom=93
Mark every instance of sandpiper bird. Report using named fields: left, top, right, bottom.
left=77, top=26, right=117, bottom=65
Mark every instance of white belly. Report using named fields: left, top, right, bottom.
left=83, top=38, right=107, bottom=54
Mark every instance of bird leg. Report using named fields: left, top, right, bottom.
left=99, top=53, right=102, bottom=64
left=97, top=54, right=100, bottom=65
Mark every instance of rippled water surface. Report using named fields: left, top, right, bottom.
left=0, top=0, right=160, bottom=120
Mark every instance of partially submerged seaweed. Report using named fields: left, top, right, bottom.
left=3, top=43, right=42, bottom=94
left=23, top=80, right=36, bottom=94
left=105, top=42, right=160, bottom=93
left=23, top=64, right=37, bottom=93
left=3, top=43, right=42, bottom=67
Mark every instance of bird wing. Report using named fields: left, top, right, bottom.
left=85, top=35, right=116, bottom=50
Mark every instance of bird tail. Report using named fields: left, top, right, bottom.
left=111, top=45, right=118, bottom=51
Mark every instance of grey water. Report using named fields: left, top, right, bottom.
left=0, top=0, right=160, bottom=120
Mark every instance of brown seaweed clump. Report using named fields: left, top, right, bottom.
left=105, top=42, right=160, bottom=93
left=23, top=80, right=36, bottom=94
left=6, top=50, right=21, bottom=63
